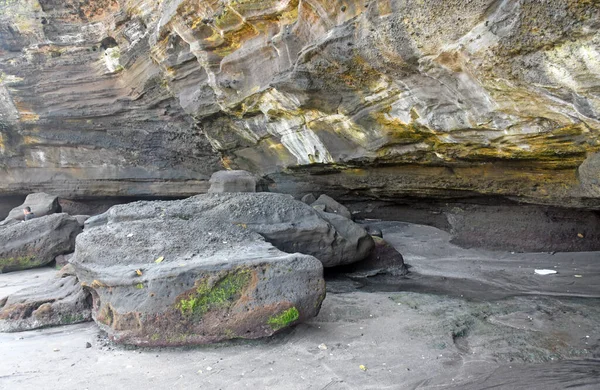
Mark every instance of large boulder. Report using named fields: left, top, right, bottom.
left=0, top=214, right=82, bottom=273
left=73, top=194, right=327, bottom=346
left=85, top=193, right=374, bottom=268
left=0, top=274, right=92, bottom=332
left=208, top=170, right=257, bottom=193
left=5, top=193, right=61, bottom=222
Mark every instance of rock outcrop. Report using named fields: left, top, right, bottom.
left=4, top=192, right=61, bottom=222
left=73, top=193, right=328, bottom=346
left=208, top=170, right=256, bottom=193
left=0, top=213, right=82, bottom=273
left=84, top=192, right=373, bottom=267
left=0, top=274, right=91, bottom=332
left=313, top=194, right=353, bottom=220
left=1, top=1, right=599, bottom=208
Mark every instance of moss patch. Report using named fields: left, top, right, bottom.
left=0, top=255, right=37, bottom=271
left=177, top=269, right=252, bottom=317
left=267, top=307, right=299, bottom=330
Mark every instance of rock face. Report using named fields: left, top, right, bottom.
left=0, top=213, right=82, bottom=273
left=73, top=193, right=327, bottom=346
left=208, top=170, right=256, bottom=193
left=1, top=1, right=599, bottom=208
left=5, top=192, right=61, bottom=221
left=0, top=275, right=91, bottom=332
left=313, top=195, right=353, bottom=220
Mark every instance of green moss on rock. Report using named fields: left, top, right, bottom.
left=177, top=269, right=252, bottom=317
left=267, top=307, right=299, bottom=330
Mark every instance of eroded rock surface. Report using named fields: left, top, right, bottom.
left=70, top=192, right=375, bottom=345
left=1, top=1, right=599, bottom=208
left=73, top=193, right=328, bottom=346
left=0, top=213, right=82, bottom=273
left=208, top=170, right=256, bottom=193
left=4, top=192, right=61, bottom=222
left=0, top=275, right=91, bottom=332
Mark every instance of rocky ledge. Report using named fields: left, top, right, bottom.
left=0, top=1, right=599, bottom=208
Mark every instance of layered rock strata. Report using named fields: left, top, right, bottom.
left=0, top=1, right=599, bottom=208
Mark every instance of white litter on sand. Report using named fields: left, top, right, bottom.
left=535, top=269, right=558, bottom=275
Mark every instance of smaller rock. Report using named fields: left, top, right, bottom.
left=0, top=213, right=82, bottom=273
left=58, top=263, right=77, bottom=277
left=312, top=204, right=326, bottom=212
left=5, top=193, right=61, bottom=222
left=73, top=215, right=90, bottom=227
left=85, top=342, right=92, bottom=348
left=208, top=170, right=256, bottom=193
left=338, top=236, right=407, bottom=278
left=55, top=253, right=74, bottom=268
left=313, top=195, right=352, bottom=220
left=301, top=194, right=316, bottom=205
left=0, top=275, right=92, bottom=332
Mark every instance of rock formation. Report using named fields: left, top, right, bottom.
left=0, top=213, right=82, bottom=273
left=208, top=170, right=257, bottom=193
left=0, top=273, right=92, bottom=332
left=73, top=193, right=331, bottom=346
left=4, top=192, right=61, bottom=221
left=0, top=1, right=598, bottom=208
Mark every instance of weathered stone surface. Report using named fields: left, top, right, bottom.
left=84, top=193, right=373, bottom=267
left=314, top=209, right=374, bottom=267
left=72, top=194, right=327, bottom=346
left=55, top=253, right=74, bottom=268
left=313, top=194, right=353, bottom=220
left=5, top=193, right=61, bottom=221
left=338, top=236, right=408, bottom=278
left=0, top=214, right=82, bottom=273
left=0, top=275, right=91, bottom=332
left=208, top=170, right=256, bottom=193
left=301, top=193, right=316, bottom=205
left=73, top=215, right=90, bottom=227
left=1, top=1, right=599, bottom=208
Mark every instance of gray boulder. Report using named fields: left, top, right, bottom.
left=5, top=193, right=61, bottom=222
left=0, top=214, right=82, bottom=273
left=87, top=193, right=373, bottom=268
left=73, top=194, right=326, bottom=346
left=0, top=275, right=92, bottom=332
left=208, top=170, right=256, bottom=193
left=313, top=209, right=375, bottom=268
left=301, top=193, right=316, bottom=205
left=312, top=194, right=353, bottom=220
left=73, top=215, right=90, bottom=227
left=339, top=237, right=408, bottom=278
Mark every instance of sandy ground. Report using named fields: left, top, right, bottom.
left=1, top=222, right=599, bottom=390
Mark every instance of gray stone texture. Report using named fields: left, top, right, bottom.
left=0, top=214, right=82, bottom=273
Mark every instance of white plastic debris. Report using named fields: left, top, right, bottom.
left=535, top=269, right=558, bottom=275
left=318, top=343, right=327, bottom=350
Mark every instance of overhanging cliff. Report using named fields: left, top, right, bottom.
left=1, top=0, right=599, bottom=207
